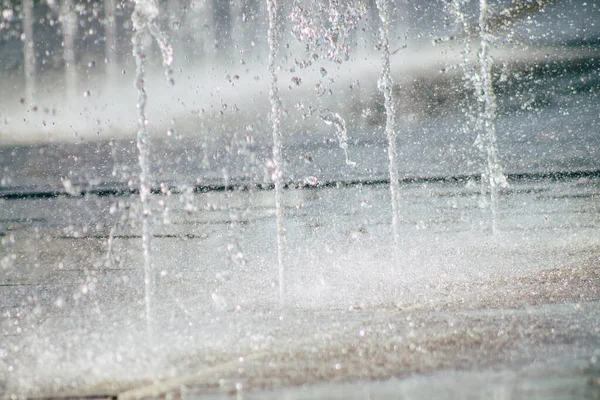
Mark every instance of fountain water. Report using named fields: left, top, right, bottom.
left=448, top=0, right=508, bottom=233
left=375, top=0, right=400, bottom=252
left=131, top=0, right=154, bottom=337
left=1, top=0, right=599, bottom=397
left=319, top=111, right=356, bottom=167
left=266, top=0, right=287, bottom=307
left=289, top=1, right=365, bottom=168
left=130, top=0, right=174, bottom=334
left=475, top=0, right=507, bottom=233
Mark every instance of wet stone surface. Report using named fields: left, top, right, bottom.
left=0, top=179, right=599, bottom=398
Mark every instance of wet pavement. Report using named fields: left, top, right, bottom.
left=1, top=177, right=599, bottom=399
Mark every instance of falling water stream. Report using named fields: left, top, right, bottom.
left=449, top=0, right=507, bottom=233
left=375, top=0, right=401, bottom=252
left=266, top=0, right=286, bottom=307
left=130, top=4, right=153, bottom=337
left=289, top=1, right=364, bottom=169
left=476, top=0, right=508, bottom=233
left=3, top=1, right=599, bottom=396
left=319, top=111, right=356, bottom=167
left=131, top=0, right=174, bottom=335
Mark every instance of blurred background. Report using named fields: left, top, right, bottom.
left=0, top=0, right=598, bottom=190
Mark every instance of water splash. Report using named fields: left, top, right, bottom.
left=476, top=0, right=508, bottom=233
left=375, top=0, right=400, bottom=252
left=319, top=110, right=356, bottom=166
left=448, top=0, right=507, bottom=233
left=446, top=0, right=475, bottom=84
left=266, top=0, right=286, bottom=308
left=289, top=0, right=365, bottom=63
left=132, top=0, right=175, bottom=85
left=131, top=0, right=175, bottom=336
left=447, top=0, right=480, bottom=146
left=290, top=1, right=364, bottom=168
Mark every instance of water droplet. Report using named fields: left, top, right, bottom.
left=303, top=176, right=318, bottom=186
left=54, top=297, right=64, bottom=308
left=2, top=9, right=14, bottom=20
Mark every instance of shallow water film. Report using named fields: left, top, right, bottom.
left=1, top=0, right=600, bottom=398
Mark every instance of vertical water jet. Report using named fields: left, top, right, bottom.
left=375, top=0, right=400, bottom=253
left=447, top=0, right=474, bottom=90
left=131, top=10, right=153, bottom=336
left=477, top=0, right=507, bottom=233
left=449, top=0, right=507, bottom=233
left=266, top=0, right=286, bottom=307
left=131, top=0, right=174, bottom=336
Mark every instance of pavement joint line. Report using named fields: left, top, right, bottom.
left=54, top=234, right=211, bottom=240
